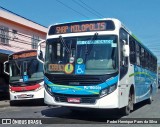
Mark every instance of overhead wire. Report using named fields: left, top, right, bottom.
left=72, top=0, right=102, bottom=18
left=79, top=0, right=104, bottom=18
left=55, top=0, right=90, bottom=18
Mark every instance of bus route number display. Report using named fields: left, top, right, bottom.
left=49, top=20, right=115, bottom=35
left=56, top=22, right=105, bottom=34
left=12, top=52, right=37, bottom=59
left=49, top=64, right=64, bottom=72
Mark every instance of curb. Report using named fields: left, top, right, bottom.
left=0, top=100, right=10, bottom=107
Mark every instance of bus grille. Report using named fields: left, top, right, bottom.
left=50, top=75, right=103, bottom=85
left=54, top=94, right=98, bottom=104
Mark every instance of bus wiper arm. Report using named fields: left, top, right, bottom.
left=59, top=35, right=70, bottom=53
left=84, top=32, right=98, bottom=62
left=14, top=61, right=22, bottom=76
left=85, top=32, right=98, bottom=54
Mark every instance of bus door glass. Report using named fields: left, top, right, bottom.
left=119, top=28, right=129, bottom=79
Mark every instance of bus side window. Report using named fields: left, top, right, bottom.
left=141, top=48, right=145, bottom=68
left=145, top=51, right=149, bottom=69
left=136, top=43, right=140, bottom=66
left=129, top=37, right=136, bottom=64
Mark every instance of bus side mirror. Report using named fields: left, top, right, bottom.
left=39, top=51, right=43, bottom=60
left=37, top=40, right=45, bottom=64
left=122, top=40, right=129, bottom=57
left=3, top=61, right=9, bottom=75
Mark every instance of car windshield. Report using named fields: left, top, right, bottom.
left=9, top=58, right=43, bottom=82
left=45, top=35, right=118, bottom=75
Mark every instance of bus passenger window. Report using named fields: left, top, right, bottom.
left=136, top=44, right=140, bottom=66
left=129, top=37, right=136, bottom=64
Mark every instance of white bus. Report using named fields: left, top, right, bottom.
left=4, top=50, right=44, bottom=105
left=37, top=18, right=158, bottom=115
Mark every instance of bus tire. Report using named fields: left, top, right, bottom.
left=147, top=86, right=152, bottom=104
left=10, top=101, right=16, bottom=106
left=121, top=91, right=134, bottom=116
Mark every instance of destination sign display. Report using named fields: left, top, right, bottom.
left=10, top=51, right=37, bottom=60
left=48, top=20, right=115, bottom=35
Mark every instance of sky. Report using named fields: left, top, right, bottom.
left=0, top=0, right=160, bottom=64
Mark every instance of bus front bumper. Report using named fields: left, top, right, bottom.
left=44, top=89, right=119, bottom=109
left=10, top=88, right=44, bottom=101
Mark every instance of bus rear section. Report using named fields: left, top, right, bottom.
left=4, top=50, right=44, bottom=105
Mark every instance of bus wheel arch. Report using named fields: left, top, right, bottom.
left=120, top=84, right=134, bottom=116
left=130, top=85, right=135, bottom=110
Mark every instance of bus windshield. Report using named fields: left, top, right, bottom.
left=9, top=58, right=43, bottom=82
left=45, top=35, right=118, bottom=75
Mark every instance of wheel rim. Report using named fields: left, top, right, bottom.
left=150, top=88, right=152, bottom=101
left=126, top=94, right=132, bottom=113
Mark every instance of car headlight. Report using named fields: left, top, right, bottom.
left=100, top=84, right=117, bottom=98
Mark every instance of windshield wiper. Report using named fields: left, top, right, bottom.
left=85, top=32, right=98, bottom=54
left=84, top=32, right=98, bottom=62
left=59, top=35, right=70, bottom=53
left=14, top=61, right=22, bottom=77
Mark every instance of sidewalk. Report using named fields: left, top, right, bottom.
left=0, top=100, right=9, bottom=107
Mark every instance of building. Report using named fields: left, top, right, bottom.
left=0, top=7, right=47, bottom=97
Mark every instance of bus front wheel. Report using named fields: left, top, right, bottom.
left=120, top=92, right=134, bottom=116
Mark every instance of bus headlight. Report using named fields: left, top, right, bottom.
left=108, top=84, right=117, bottom=94
left=100, top=89, right=108, bottom=98
left=100, top=84, right=117, bottom=98
left=44, top=83, right=52, bottom=95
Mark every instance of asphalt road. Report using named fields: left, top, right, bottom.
left=0, top=89, right=160, bottom=127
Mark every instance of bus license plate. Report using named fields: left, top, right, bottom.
left=67, top=98, right=81, bottom=103
left=17, top=94, right=34, bottom=98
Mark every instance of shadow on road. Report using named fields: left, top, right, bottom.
left=41, top=100, right=150, bottom=123
left=10, top=99, right=46, bottom=107
left=133, top=99, right=150, bottom=112
left=41, top=106, right=125, bottom=123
